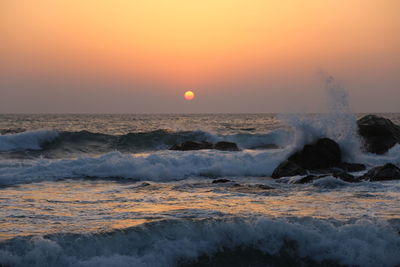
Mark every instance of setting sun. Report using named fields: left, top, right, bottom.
left=184, top=91, right=195, bottom=101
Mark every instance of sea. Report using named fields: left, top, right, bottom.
left=0, top=111, right=400, bottom=266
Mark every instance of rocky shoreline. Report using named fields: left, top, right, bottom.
left=171, top=114, right=400, bottom=183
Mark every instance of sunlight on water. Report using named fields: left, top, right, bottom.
left=1, top=178, right=399, bottom=240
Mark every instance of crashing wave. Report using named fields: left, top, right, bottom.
left=0, top=217, right=399, bottom=267
left=0, top=130, right=58, bottom=152
left=0, top=150, right=289, bottom=185
left=0, top=129, right=292, bottom=155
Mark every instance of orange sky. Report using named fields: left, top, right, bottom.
left=0, top=0, right=399, bottom=113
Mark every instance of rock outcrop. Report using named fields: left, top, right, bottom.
left=287, top=138, right=341, bottom=169
left=272, top=138, right=365, bottom=178
left=271, top=160, right=307, bottom=178
left=361, top=163, right=400, bottom=181
left=357, top=115, right=400, bottom=154
left=213, top=141, right=240, bottom=151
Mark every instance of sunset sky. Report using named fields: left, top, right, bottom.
left=1, top=0, right=399, bottom=113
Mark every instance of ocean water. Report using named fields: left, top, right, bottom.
left=0, top=112, right=400, bottom=267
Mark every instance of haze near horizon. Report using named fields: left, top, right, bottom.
left=1, top=0, right=399, bottom=113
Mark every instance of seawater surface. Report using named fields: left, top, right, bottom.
left=0, top=113, right=400, bottom=267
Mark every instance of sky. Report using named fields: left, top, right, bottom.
left=0, top=0, right=399, bottom=113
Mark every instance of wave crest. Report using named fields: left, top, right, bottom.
left=0, top=217, right=399, bottom=267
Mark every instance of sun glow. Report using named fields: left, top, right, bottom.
left=184, top=91, right=195, bottom=101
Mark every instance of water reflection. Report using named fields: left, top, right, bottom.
left=0, top=178, right=399, bottom=240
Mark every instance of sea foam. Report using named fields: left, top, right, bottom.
left=0, top=130, right=58, bottom=152
left=0, top=217, right=399, bottom=267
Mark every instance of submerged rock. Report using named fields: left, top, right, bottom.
left=230, top=183, right=274, bottom=193
left=170, top=141, right=213, bottom=151
left=357, top=115, right=400, bottom=154
left=213, top=141, right=240, bottom=151
left=332, top=172, right=360, bottom=183
left=212, top=179, right=232, bottom=184
left=250, top=144, right=280, bottom=150
left=361, top=163, right=400, bottom=181
left=170, top=141, right=239, bottom=151
left=294, top=172, right=360, bottom=184
left=293, top=175, right=323, bottom=184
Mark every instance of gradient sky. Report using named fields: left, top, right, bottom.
left=1, top=0, right=399, bottom=113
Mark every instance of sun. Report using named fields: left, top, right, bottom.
left=184, top=90, right=195, bottom=101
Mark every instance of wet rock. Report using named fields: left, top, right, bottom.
left=294, top=172, right=360, bottom=184
left=332, top=172, right=360, bottom=183
left=337, top=162, right=366, bottom=172
left=357, top=115, right=400, bottom=154
left=294, top=175, right=324, bottom=184
left=255, top=184, right=274, bottom=190
left=212, top=179, right=232, bottom=184
left=231, top=183, right=274, bottom=193
left=213, top=141, right=240, bottom=151
left=170, top=141, right=239, bottom=151
left=272, top=160, right=307, bottom=178
left=288, top=138, right=341, bottom=169
left=361, top=163, right=400, bottom=181
left=170, top=141, right=213, bottom=151
left=272, top=138, right=366, bottom=179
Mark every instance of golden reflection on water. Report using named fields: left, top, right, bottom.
left=0, top=179, right=399, bottom=239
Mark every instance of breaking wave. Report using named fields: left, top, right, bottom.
left=0, top=129, right=292, bottom=156
left=0, top=130, right=59, bottom=152
left=0, top=217, right=399, bottom=267
left=0, top=150, right=288, bottom=185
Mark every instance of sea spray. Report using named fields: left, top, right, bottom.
left=0, top=130, right=59, bottom=152
left=278, top=74, right=363, bottom=162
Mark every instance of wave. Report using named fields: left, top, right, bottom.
left=0, top=129, right=292, bottom=156
left=0, top=130, right=58, bottom=152
left=0, top=217, right=399, bottom=267
left=1, top=145, right=400, bottom=186
left=0, top=150, right=289, bottom=186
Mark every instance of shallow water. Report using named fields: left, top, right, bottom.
left=0, top=114, right=400, bottom=267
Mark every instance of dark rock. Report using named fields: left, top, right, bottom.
left=212, top=179, right=232, bottom=184
left=294, top=175, right=325, bottom=184
left=170, top=141, right=239, bottom=151
left=332, top=172, right=360, bottom=183
left=255, top=184, right=274, bottom=190
left=272, top=160, right=307, bottom=178
left=337, top=162, right=366, bottom=172
left=170, top=141, right=213, bottom=151
left=213, top=141, right=240, bottom=151
left=357, top=115, right=400, bottom=154
left=294, top=172, right=360, bottom=184
left=361, top=163, right=400, bottom=181
left=231, top=183, right=274, bottom=193
left=288, top=138, right=341, bottom=169
left=271, top=137, right=367, bottom=180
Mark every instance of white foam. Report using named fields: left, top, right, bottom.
left=0, top=130, right=58, bottom=152
left=353, top=144, right=400, bottom=167
left=0, top=150, right=290, bottom=185
left=220, top=130, right=293, bottom=149
left=278, top=75, right=366, bottom=163
left=0, top=217, right=399, bottom=267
